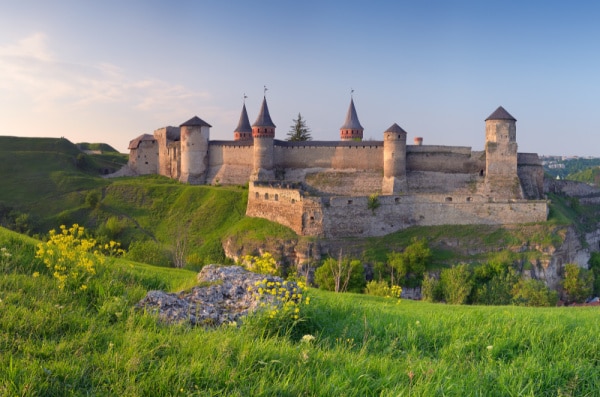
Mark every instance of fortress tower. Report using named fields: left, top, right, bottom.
left=179, top=116, right=211, bottom=184
left=340, top=98, right=364, bottom=141
left=382, top=123, right=408, bottom=194
left=233, top=102, right=253, bottom=141
left=251, top=96, right=276, bottom=181
left=484, top=106, right=522, bottom=199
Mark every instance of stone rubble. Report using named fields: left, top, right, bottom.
left=136, top=265, right=299, bottom=326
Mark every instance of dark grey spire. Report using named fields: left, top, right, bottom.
left=385, top=123, right=407, bottom=134
left=234, top=103, right=252, bottom=133
left=180, top=116, right=212, bottom=127
left=485, top=106, right=516, bottom=122
left=252, top=96, right=276, bottom=128
left=340, top=98, right=364, bottom=130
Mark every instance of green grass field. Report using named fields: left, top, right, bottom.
left=2, top=226, right=600, bottom=396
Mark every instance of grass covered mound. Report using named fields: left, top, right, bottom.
left=2, top=226, right=600, bottom=396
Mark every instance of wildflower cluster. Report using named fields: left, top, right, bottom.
left=241, top=252, right=278, bottom=275
left=35, top=224, right=104, bottom=291
left=365, top=280, right=402, bottom=301
left=98, top=240, right=126, bottom=257
left=247, top=277, right=311, bottom=337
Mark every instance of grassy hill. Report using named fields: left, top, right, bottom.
left=2, top=226, right=600, bottom=396
left=0, top=136, right=297, bottom=268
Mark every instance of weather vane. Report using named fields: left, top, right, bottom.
left=351, top=88, right=354, bottom=98
left=264, top=85, right=268, bottom=96
left=243, top=93, right=247, bottom=103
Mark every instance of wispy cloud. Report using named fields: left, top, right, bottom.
left=0, top=33, right=209, bottom=120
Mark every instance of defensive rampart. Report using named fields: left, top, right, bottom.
left=247, top=182, right=548, bottom=238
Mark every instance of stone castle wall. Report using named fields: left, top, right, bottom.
left=247, top=183, right=548, bottom=238
left=129, top=139, right=158, bottom=175
left=206, top=142, right=254, bottom=185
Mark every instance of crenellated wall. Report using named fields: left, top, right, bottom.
left=273, top=140, right=383, bottom=170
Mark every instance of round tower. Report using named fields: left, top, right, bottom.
left=340, top=98, right=364, bottom=141
left=382, top=123, right=408, bottom=194
left=179, top=115, right=211, bottom=184
left=251, top=96, right=276, bottom=181
left=234, top=102, right=253, bottom=141
left=484, top=106, right=522, bottom=199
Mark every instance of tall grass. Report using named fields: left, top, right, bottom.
left=2, top=226, right=600, bottom=396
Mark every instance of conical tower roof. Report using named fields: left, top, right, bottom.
left=180, top=116, right=212, bottom=127
left=252, top=96, right=276, bottom=128
left=385, top=123, right=407, bottom=134
left=234, top=103, right=252, bottom=133
left=485, top=106, right=516, bottom=122
left=340, top=98, right=364, bottom=130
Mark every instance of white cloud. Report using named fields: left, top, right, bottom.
left=0, top=33, right=209, bottom=120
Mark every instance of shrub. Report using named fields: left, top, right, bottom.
left=440, top=264, right=473, bottom=304
left=562, top=263, right=593, bottom=304
left=512, top=278, right=558, bottom=307
left=387, top=238, right=431, bottom=288
left=472, top=260, right=519, bottom=305
left=367, top=193, right=380, bottom=214
left=85, top=190, right=100, bottom=208
left=35, top=224, right=103, bottom=291
left=421, top=274, right=443, bottom=302
left=365, top=280, right=402, bottom=300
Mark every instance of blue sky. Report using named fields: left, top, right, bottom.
left=1, top=1, right=599, bottom=155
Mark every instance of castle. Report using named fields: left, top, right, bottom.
left=128, top=96, right=547, bottom=238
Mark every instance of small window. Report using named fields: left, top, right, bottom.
left=395, top=197, right=400, bottom=203
left=274, top=194, right=279, bottom=201
left=445, top=197, right=452, bottom=202
left=291, top=199, right=296, bottom=204
left=348, top=200, right=353, bottom=205
left=255, top=192, right=259, bottom=199
left=310, top=216, right=314, bottom=221
left=264, top=193, right=269, bottom=200
left=466, top=197, right=473, bottom=202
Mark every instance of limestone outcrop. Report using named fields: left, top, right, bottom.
left=136, top=265, right=300, bottom=326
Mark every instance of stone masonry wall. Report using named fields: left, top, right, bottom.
left=129, top=140, right=158, bottom=175
left=274, top=142, right=382, bottom=170
left=246, top=184, right=548, bottom=238
left=206, top=144, right=254, bottom=185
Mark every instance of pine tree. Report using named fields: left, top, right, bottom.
left=287, top=113, right=312, bottom=141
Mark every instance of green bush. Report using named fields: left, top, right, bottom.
left=472, top=260, right=519, bottom=305
left=562, top=263, right=593, bottom=304
left=386, top=238, right=431, bottom=288
left=421, top=274, right=443, bottom=302
left=440, top=264, right=473, bottom=304
left=512, top=278, right=558, bottom=307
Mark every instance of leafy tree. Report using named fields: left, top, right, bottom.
left=314, top=255, right=365, bottom=293
left=562, top=263, right=593, bottom=304
left=440, top=264, right=473, bottom=304
left=588, top=252, right=600, bottom=296
left=287, top=113, right=312, bottom=141
left=472, top=257, right=519, bottom=305
left=512, top=278, right=558, bottom=307
left=386, top=238, right=431, bottom=288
